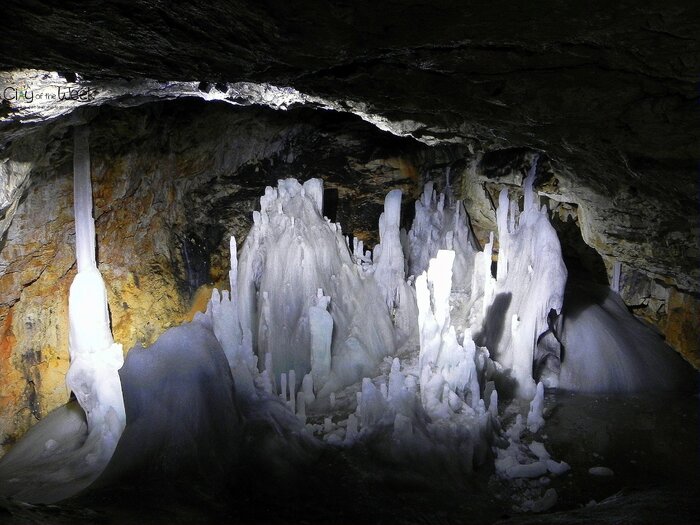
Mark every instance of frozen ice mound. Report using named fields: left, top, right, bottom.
left=94, top=320, right=242, bottom=486
left=0, top=402, right=95, bottom=503
left=557, top=281, right=697, bottom=393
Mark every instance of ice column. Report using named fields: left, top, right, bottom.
left=483, top=159, right=567, bottom=398
left=373, top=189, right=405, bottom=309
left=66, top=126, right=126, bottom=462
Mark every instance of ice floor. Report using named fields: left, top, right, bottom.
left=1, top=390, right=697, bottom=525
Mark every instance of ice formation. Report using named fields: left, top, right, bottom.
left=372, top=189, right=418, bottom=352
left=96, top=321, right=242, bottom=485
left=237, top=178, right=396, bottom=396
left=0, top=127, right=126, bottom=503
left=68, top=126, right=126, bottom=447
left=4, top=158, right=693, bottom=513
left=406, top=181, right=479, bottom=291
left=477, top=161, right=567, bottom=397
left=526, top=382, right=545, bottom=433
left=556, top=282, right=695, bottom=393
left=416, top=250, right=483, bottom=418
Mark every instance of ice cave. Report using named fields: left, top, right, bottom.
left=0, top=4, right=698, bottom=524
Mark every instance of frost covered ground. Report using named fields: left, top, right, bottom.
left=0, top=150, right=696, bottom=523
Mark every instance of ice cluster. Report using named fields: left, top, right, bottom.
left=237, top=178, right=396, bottom=397
left=479, top=161, right=568, bottom=397
left=2, top=149, right=693, bottom=509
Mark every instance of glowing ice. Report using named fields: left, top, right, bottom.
left=478, top=160, right=567, bottom=397
left=416, top=250, right=482, bottom=418
left=237, top=178, right=395, bottom=394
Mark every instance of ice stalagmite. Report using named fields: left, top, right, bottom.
left=407, top=182, right=479, bottom=291
left=372, top=188, right=418, bottom=352
left=237, top=178, right=395, bottom=395
left=416, top=250, right=484, bottom=419
left=204, top=236, right=257, bottom=398
left=373, top=189, right=406, bottom=309
left=478, top=160, right=567, bottom=397
left=309, top=289, right=332, bottom=390
left=66, top=125, right=126, bottom=463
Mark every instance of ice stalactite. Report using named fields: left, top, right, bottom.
left=478, top=160, right=567, bottom=398
left=65, top=126, right=126, bottom=468
left=237, top=178, right=395, bottom=396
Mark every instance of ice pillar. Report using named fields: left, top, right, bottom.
left=66, top=126, right=125, bottom=460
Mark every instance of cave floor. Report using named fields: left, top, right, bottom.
left=1, top=390, right=697, bottom=525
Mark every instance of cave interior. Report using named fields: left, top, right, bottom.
left=0, top=2, right=698, bottom=524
